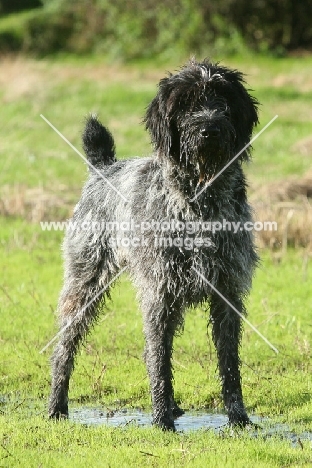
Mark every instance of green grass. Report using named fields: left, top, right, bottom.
left=1, top=72, right=153, bottom=187
left=3, top=418, right=312, bottom=468
left=229, top=54, right=312, bottom=182
left=1, top=54, right=312, bottom=467
left=2, top=418, right=312, bottom=468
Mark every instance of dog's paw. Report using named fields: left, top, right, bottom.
left=229, top=417, right=260, bottom=431
left=49, top=410, right=69, bottom=420
left=153, top=417, right=176, bottom=432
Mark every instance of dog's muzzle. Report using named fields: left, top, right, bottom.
left=179, top=110, right=236, bottom=183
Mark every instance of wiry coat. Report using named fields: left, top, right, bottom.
left=49, top=59, right=259, bottom=430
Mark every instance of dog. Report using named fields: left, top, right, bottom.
left=49, top=58, right=259, bottom=431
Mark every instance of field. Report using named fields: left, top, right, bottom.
left=0, top=53, right=312, bottom=467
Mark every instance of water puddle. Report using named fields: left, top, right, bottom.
left=70, top=407, right=312, bottom=446
left=1, top=392, right=311, bottom=447
left=71, top=408, right=229, bottom=431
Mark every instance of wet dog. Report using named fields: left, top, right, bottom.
left=49, top=58, right=259, bottom=430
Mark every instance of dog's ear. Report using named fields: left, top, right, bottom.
left=144, top=78, right=180, bottom=160
left=226, top=72, right=259, bottom=157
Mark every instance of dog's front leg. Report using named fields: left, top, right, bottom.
left=210, top=292, right=251, bottom=427
left=143, top=312, right=177, bottom=431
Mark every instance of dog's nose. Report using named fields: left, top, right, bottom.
left=201, top=126, right=220, bottom=139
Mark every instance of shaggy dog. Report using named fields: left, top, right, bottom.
left=49, top=58, right=259, bottom=431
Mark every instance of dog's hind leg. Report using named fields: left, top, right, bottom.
left=210, top=291, right=251, bottom=427
left=48, top=278, right=107, bottom=419
left=49, top=235, right=117, bottom=419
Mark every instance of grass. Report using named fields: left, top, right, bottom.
left=3, top=419, right=312, bottom=468
left=4, top=418, right=312, bottom=468
left=0, top=52, right=312, bottom=466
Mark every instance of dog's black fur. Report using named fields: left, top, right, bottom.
left=49, top=58, right=259, bottom=431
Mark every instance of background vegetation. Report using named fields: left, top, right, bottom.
left=0, top=0, right=312, bottom=58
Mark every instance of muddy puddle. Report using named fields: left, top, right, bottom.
left=70, top=408, right=312, bottom=446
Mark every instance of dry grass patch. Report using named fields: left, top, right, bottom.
left=251, top=170, right=312, bottom=251
left=0, top=184, right=77, bottom=222
left=0, top=55, right=49, bottom=102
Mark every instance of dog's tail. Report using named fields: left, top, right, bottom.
left=82, top=114, right=116, bottom=168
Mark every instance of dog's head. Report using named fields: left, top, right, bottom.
left=144, top=59, right=259, bottom=181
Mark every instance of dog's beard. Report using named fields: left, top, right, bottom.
left=178, top=113, right=235, bottom=183
left=197, top=150, right=229, bottom=183
left=179, top=137, right=234, bottom=184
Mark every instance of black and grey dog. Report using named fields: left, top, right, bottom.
left=49, top=58, right=259, bottom=431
